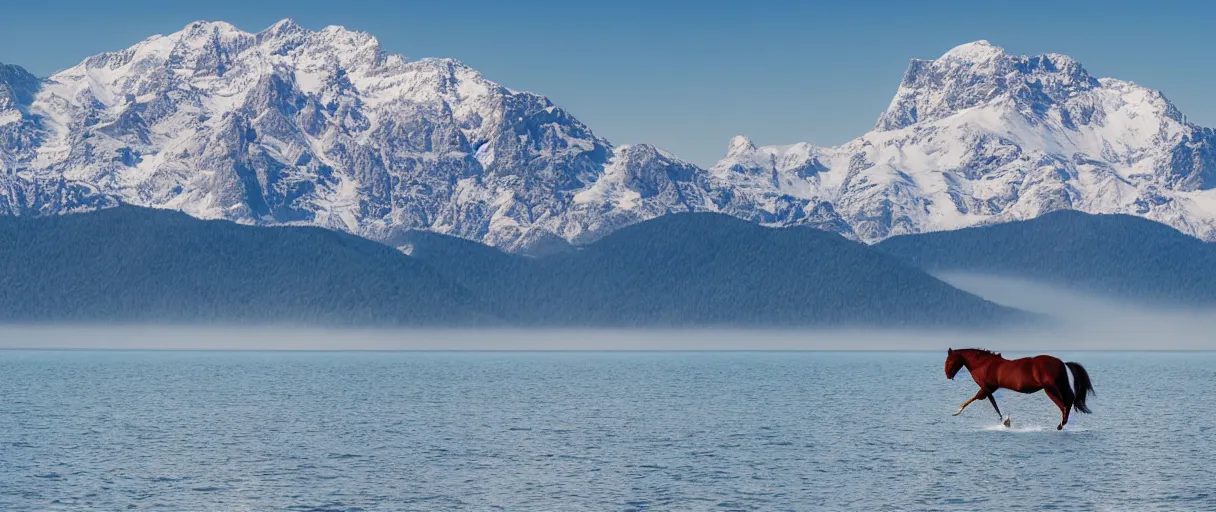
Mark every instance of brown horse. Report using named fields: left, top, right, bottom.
left=944, top=348, right=1094, bottom=430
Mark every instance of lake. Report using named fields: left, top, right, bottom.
left=1, top=350, right=1213, bottom=511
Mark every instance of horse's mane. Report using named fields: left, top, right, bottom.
left=956, top=348, right=1002, bottom=358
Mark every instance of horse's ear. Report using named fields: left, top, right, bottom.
left=948, top=348, right=953, bottom=353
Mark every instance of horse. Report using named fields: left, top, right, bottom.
left=944, top=348, right=1094, bottom=430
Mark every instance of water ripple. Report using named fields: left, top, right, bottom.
left=1, top=351, right=1214, bottom=511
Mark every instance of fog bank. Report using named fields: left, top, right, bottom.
left=1, top=274, right=1213, bottom=351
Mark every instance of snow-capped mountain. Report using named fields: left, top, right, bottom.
left=715, top=40, right=1216, bottom=241
left=0, top=19, right=713, bottom=251
left=3, top=24, right=1215, bottom=248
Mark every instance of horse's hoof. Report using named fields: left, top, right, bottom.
left=951, top=410, right=961, bottom=416
left=1002, top=417, right=1011, bottom=427
left=1057, top=425, right=1063, bottom=431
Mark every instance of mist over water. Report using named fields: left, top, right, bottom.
left=1, top=274, right=1213, bottom=351
left=936, top=273, right=1216, bottom=350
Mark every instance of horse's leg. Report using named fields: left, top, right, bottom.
left=986, top=395, right=1010, bottom=426
left=953, top=389, right=987, bottom=416
left=1044, top=387, right=1069, bottom=430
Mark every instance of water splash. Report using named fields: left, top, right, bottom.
left=982, top=423, right=1049, bottom=433
left=982, top=423, right=1090, bottom=433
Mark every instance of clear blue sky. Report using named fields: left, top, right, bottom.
left=1, top=0, right=1212, bottom=166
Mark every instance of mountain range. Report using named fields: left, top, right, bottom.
left=3, top=20, right=1214, bottom=252
left=0, top=207, right=1023, bottom=327
left=399, top=212, right=1025, bottom=327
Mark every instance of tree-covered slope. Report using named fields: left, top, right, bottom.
left=877, top=210, right=1216, bottom=305
left=0, top=207, right=488, bottom=325
left=404, top=213, right=1027, bottom=327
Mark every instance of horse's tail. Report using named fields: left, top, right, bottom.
left=1066, top=362, right=1094, bottom=414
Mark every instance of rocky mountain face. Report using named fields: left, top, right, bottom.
left=2, top=25, right=1215, bottom=249
left=0, top=20, right=709, bottom=251
left=715, top=40, right=1216, bottom=241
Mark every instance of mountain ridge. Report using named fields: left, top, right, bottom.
left=716, top=40, right=1216, bottom=243
left=876, top=210, right=1216, bottom=305
left=1, top=206, right=1028, bottom=328
left=398, top=211, right=1031, bottom=327
left=2, top=21, right=1215, bottom=250
left=0, top=205, right=492, bottom=325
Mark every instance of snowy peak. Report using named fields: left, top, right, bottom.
left=876, top=40, right=1102, bottom=131
left=937, top=40, right=1004, bottom=64
left=62, top=19, right=395, bottom=103
left=260, top=18, right=305, bottom=37
left=0, top=19, right=656, bottom=252
left=715, top=40, right=1216, bottom=243
left=712, top=138, right=826, bottom=180
left=726, top=135, right=756, bottom=157
left=0, top=63, right=39, bottom=110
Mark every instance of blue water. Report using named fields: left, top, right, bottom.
left=1, top=351, right=1213, bottom=511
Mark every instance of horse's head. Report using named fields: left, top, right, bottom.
left=944, top=348, right=965, bottom=380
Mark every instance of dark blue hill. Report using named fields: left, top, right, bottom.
left=0, top=206, right=489, bottom=325
left=876, top=210, right=1216, bottom=305
left=401, top=213, right=1027, bottom=327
